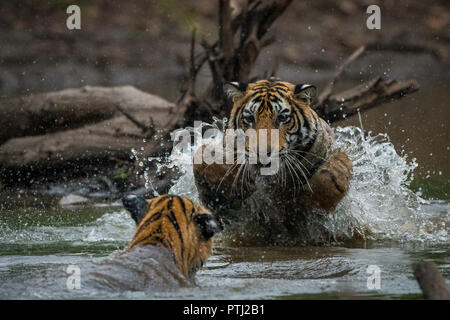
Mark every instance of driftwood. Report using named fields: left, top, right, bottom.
left=0, top=86, right=180, bottom=184
left=0, top=86, right=116, bottom=146
left=413, top=262, right=450, bottom=300
left=0, top=85, right=179, bottom=145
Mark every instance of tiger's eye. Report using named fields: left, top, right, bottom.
left=277, top=114, right=291, bottom=123
left=243, top=114, right=255, bottom=125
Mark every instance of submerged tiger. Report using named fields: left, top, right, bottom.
left=193, top=79, right=353, bottom=245
left=73, top=194, right=221, bottom=292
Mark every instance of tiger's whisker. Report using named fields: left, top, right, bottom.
left=283, top=155, right=298, bottom=194
left=285, top=153, right=313, bottom=192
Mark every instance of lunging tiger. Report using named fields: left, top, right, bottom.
left=72, top=194, right=222, bottom=292
left=193, top=79, right=353, bottom=245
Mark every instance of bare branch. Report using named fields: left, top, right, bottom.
left=317, top=46, right=366, bottom=106
left=231, top=0, right=292, bottom=82
left=188, top=28, right=197, bottom=95
left=219, top=0, right=233, bottom=63
left=316, top=77, right=420, bottom=123
left=116, top=104, right=155, bottom=137
left=177, top=0, right=420, bottom=127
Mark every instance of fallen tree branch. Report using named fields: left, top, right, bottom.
left=218, top=0, right=233, bottom=65
left=187, top=28, right=199, bottom=96
left=315, top=77, right=420, bottom=123
left=0, top=86, right=178, bottom=184
left=0, top=85, right=173, bottom=146
left=230, top=0, right=293, bottom=82
left=116, top=104, right=156, bottom=138
left=179, top=0, right=294, bottom=122
left=116, top=104, right=147, bottom=132
left=314, top=44, right=420, bottom=123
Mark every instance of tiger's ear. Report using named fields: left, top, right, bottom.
left=194, top=214, right=223, bottom=240
left=294, top=84, right=316, bottom=103
left=224, top=82, right=248, bottom=101
left=122, top=194, right=150, bottom=225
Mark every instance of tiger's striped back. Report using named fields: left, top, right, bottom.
left=123, top=194, right=222, bottom=280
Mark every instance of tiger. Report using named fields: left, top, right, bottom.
left=193, top=79, right=353, bottom=245
left=75, top=194, right=222, bottom=292
left=123, top=194, right=222, bottom=280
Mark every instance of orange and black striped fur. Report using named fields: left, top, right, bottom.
left=193, top=79, right=352, bottom=239
left=53, top=195, right=221, bottom=293
left=122, top=194, right=222, bottom=280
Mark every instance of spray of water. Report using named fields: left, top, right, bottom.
left=166, top=117, right=227, bottom=203
left=135, top=120, right=447, bottom=244
left=323, top=126, right=426, bottom=242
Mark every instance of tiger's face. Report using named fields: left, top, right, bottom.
left=225, top=79, right=318, bottom=157
left=122, top=194, right=222, bottom=280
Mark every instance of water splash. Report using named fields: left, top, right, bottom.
left=0, top=211, right=134, bottom=245
left=323, top=126, right=431, bottom=242
left=131, top=147, right=160, bottom=197
left=83, top=211, right=135, bottom=242
left=145, top=122, right=447, bottom=244
left=167, top=117, right=227, bottom=203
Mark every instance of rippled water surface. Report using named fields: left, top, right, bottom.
left=0, top=203, right=448, bottom=299
left=0, top=126, right=449, bottom=299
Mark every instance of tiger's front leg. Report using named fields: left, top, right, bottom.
left=300, top=151, right=353, bottom=213
left=193, top=144, right=256, bottom=214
